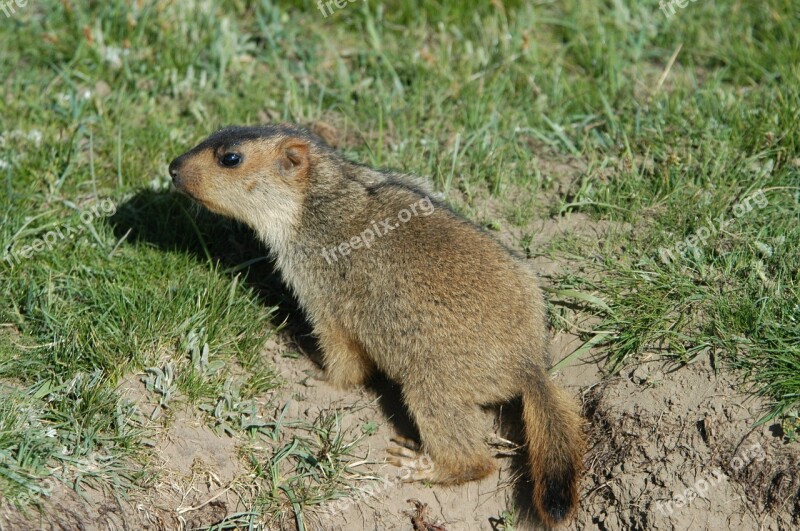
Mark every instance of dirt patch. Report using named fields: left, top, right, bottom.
left=4, top=307, right=797, bottom=531
left=576, top=359, right=798, bottom=531
left=303, top=342, right=799, bottom=531
left=1, top=376, right=245, bottom=531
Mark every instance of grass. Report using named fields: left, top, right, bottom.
left=0, top=0, right=798, bottom=525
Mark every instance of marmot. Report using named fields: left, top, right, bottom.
left=169, top=124, right=585, bottom=527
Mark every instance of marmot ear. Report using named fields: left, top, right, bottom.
left=278, top=138, right=309, bottom=178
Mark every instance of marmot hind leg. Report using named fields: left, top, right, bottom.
left=388, top=388, right=496, bottom=484
left=316, top=323, right=375, bottom=390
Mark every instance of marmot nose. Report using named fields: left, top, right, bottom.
left=168, top=158, right=181, bottom=184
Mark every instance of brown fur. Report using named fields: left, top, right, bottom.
left=169, top=123, right=586, bottom=527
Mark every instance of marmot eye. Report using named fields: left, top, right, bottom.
left=220, top=153, right=242, bottom=167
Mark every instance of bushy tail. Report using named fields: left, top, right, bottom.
left=522, top=376, right=585, bottom=527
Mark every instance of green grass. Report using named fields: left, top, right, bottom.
left=1, top=0, right=798, bottom=524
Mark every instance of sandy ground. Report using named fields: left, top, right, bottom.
left=6, top=317, right=796, bottom=531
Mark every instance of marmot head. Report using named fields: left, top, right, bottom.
left=169, top=124, right=324, bottom=247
